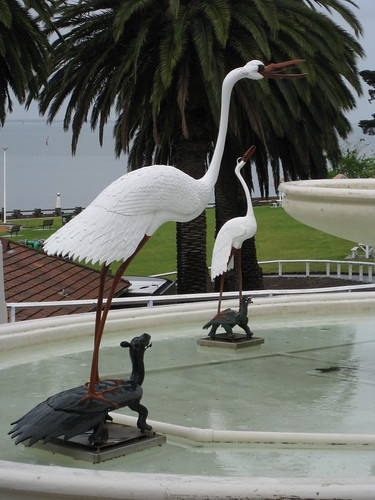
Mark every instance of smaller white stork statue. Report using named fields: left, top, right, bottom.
left=211, top=145, right=257, bottom=314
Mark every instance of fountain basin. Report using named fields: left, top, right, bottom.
left=279, top=178, right=375, bottom=245
left=2, top=294, right=375, bottom=498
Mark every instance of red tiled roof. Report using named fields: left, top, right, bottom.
left=1, top=238, right=130, bottom=321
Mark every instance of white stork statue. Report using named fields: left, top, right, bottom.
left=211, top=145, right=257, bottom=314
left=44, top=59, right=305, bottom=405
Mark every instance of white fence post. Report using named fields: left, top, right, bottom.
left=10, top=305, right=16, bottom=323
left=326, top=262, right=330, bottom=277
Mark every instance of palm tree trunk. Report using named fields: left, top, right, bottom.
left=173, top=132, right=212, bottom=294
left=176, top=211, right=211, bottom=294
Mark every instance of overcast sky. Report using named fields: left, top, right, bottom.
left=340, top=1, right=375, bottom=124
left=8, top=1, right=375, bottom=125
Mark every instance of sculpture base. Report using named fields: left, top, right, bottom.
left=197, top=335, right=264, bottom=349
left=33, top=422, right=166, bottom=463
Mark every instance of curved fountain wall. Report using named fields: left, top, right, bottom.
left=279, top=178, right=375, bottom=246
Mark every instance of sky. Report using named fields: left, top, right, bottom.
left=338, top=1, right=375, bottom=125
left=7, top=2, right=375, bottom=127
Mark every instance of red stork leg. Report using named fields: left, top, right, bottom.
left=217, top=273, right=225, bottom=314
left=81, top=235, right=150, bottom=406
left=237, top=249, right=243, bottom=312
left=92, top=263, right=110, bottom=383
left=217, top=247, right=237, bottom=315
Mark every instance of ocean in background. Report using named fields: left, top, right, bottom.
left=0, top=119, right=374, bottom=212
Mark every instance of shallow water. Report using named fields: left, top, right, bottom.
left=2, top=310, right=375, bottom=477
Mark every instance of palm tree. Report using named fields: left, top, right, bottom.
left=37, top=0, right=363, bottom=293
left=0, top=0, right=54, bottom=125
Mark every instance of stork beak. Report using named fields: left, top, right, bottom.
left=260, top=59, right=306, bottom=79
left=241, top=145, right=256, bottom=162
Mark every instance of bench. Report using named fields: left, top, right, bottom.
left=9, top=224, right=21, bottom=236
left=271, top=200, right=282, bottom=208
left=350, top=244, right=373, bottom=259
left=41, top=219, right=54, bottom=230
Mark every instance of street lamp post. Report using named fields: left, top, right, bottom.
left=2, top=148, right=7, bottom=224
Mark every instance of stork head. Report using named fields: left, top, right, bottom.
left=243, top=59, right=306, bottom=80
left=242, top=60, right=268, bottom=80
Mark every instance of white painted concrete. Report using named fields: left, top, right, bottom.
left=279, top=178, right=375, bottom=246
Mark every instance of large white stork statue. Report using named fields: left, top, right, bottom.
left=210, top=145, right=257, bottom=314
left=44, top=59, right=305, bottom=405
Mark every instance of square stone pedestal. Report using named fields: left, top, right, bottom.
left=34, top=422, right=166, bottom=463
left=197, top=335, right=264, bottom=349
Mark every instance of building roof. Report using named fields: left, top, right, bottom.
left=1, top=238, right=130, bottom=321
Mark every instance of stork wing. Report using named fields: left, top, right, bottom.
left=97, top=165, right=201, bottom=216
left=210, top=223, right=235, bottom=279
left=44, top=165, right=204, bottom=266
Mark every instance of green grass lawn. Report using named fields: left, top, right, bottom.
left=254, top=207, right=355, bottom=273
left=0, top=207, right=356, bottom=277
left=0, top=217, right=62, bottom=240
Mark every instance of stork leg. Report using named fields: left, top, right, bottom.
left=81, top=235, right=150, bottom=406
left=217, top=247, right=237, bottom=315
left=237, top=249, right=243, bottom=312
left=217, top=273, right=226, bottom=314
left=81, top=261, right=128, bottom=406
left=93, top=264, right=110, bottom=383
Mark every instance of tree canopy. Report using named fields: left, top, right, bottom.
left=0, top=0, right=55, bottom=125
left=359, top=69, right=375, bottom=135
left=38, top=0, right=364, bottom=188
left=329, top=141, right=375, bottom=178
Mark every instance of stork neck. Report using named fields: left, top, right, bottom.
left=203, top=69, right=244, bottom=187
left=236, top=165, right=254, bottom=219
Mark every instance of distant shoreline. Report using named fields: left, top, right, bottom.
left=4, top=118, right=116, bottom=125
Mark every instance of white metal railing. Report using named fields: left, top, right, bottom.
left=151, top=259, right=375, bottom=282
left=7, top=281, right=375, bottom=323
left=259, top=259, right=375, bottom=282
left=6, top=259, right=375, bottom=322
